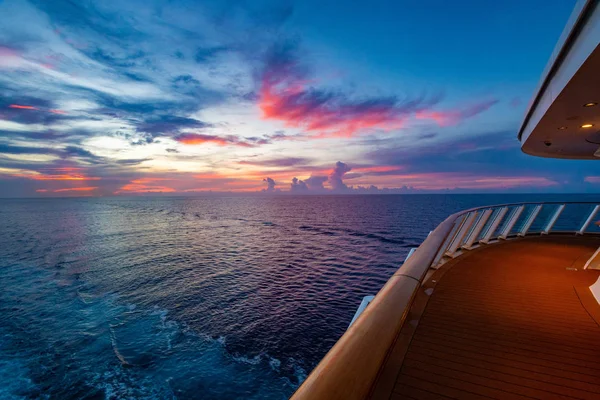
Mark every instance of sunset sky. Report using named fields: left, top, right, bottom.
left=0, top=0, right=598, bottom=196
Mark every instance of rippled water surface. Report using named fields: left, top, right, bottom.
left=1, top=194, right=598, bottom=399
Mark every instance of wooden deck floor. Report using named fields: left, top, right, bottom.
left=382, top=236, right=600, bottom=400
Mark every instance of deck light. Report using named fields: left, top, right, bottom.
left=581, top=124, right=594, bottom=128
left=558, top=126, right=567, bottom=130
left=583, top=102, right=597, bottom=107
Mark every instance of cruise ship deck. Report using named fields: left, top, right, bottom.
left=291, top=1, right=600, bottom=398
left=374, top=235, right=600, bottom=400
left=291, top=202, right=600, bottom=400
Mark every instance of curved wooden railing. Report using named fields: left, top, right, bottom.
left=290, top=201, right=600, bottom=400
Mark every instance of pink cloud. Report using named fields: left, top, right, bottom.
left=9, top=104, right=38, bottom=110
left=115, top=178, right=176, bottom=194
left=8, top=104, right=67, bottom=114
left=53, top=186, right=98, bottom=192
left=416, top=99, right=498, bottom=126
left=0, top=46, right=23, bottom=68
left=175, top=133, right=254, bottom=147
left=258, top=44, right=439, bottom=138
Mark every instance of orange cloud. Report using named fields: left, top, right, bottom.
left=30, top=174, right=100, bottom=181
left=53, top=186, right=98, bottom=192
left=115, top=178, right=176, bottom=194
left=2, top=167, right=101, bottom=181
left=8, top=104, right=67, bottom=115
left=9, top=104, right=38, bottom=110
left=176, top=134, right=253, bottom=147
left=355, top=165, right=405, bottom=174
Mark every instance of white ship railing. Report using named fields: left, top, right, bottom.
left=433, top=202, right=600, bottom=268
left=291, top=201, right=600, bottom=400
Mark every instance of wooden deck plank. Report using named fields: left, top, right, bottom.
left=404, top=352, right=600, bottom=400
left=416, top=314, right=600, bottom=351
left=408, top=340, right=600, bottom=386
left=405, top=348, right=600, bottom=395
left=393, top=384, right=453, bottom=400
left=411, top=322, right=598, bottom=359
left=375, top=236, right=600, bottom=400
left=400, top=366, right=534, bottom=399
left=413, top=329, right=600, bottom=366
left=395, top=374, right=492, bottom=400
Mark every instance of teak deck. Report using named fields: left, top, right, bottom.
left=377, top=236, right=600, bottom=400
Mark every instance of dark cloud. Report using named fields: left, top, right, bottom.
left=239, top=157, right=310, bottom=167
left=328, top=161, right=351, bottom=190
left=173, top=75, right=201, bottom=86
left=0, top=93, right=73, bottom=125
left=63, top=146, right=103, bottom=162
left=304, top=175, right=327, bottom=190
left=136, top=116, right=212, bottom=135
left=0, top=144, right=104, bottom=166
left=263, top=177, right=276, bottom=192
left=88, top=47, right=146, bottom=69
left=367, top=130, right=595, bottom=184
left=195, top=46, right=229, bottom=63
left=165, top=148, right=179, bottom=153
left=115, top=158, right=151, bottom=165
left=286, top=162, right=352, bottom=193
left=0, top=144, right=50, bottom=155
left=290, top=177, right=308, bottom=192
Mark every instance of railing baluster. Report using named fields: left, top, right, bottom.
left=429, top=201, right=597, bottom=269
left=498, top=206, right=524, bottom=239
left=432, top=218, right=463, bottom=268
left=445, top=212, right=477, bottom=257
left=459, top=211, right=481, bottom=247
left=480, top=207, right=508, bottom=243
left=542, top=204, right=565, bottom=234
left=578, top=205, right=600, bottom=234
left=463, top=209, right=492, bottom=249
left=518, top=204, right=542, bottom=237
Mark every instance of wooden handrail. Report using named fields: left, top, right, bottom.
left=290, top=215, right=458, bottom=400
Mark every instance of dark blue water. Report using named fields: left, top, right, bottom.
left=1, top=194, right=599, bottom=399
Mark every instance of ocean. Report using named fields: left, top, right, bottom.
left=1, top=194, right=599, bottom=399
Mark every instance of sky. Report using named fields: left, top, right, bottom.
left=0, top=0, right=598, bottom=197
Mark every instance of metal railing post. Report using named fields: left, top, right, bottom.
left=480, top=207, right=508, bottom=243
left=542, top=204, right=565, bottom=234
left=578, top=205, right=600, bottom=234
left=463, top=209, right=492, bottom=249
left=445, top=212, right=477, bottom=257
left=518, top=204, right=542, bottom=237
left=498, top=206, right=524, bottom=239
